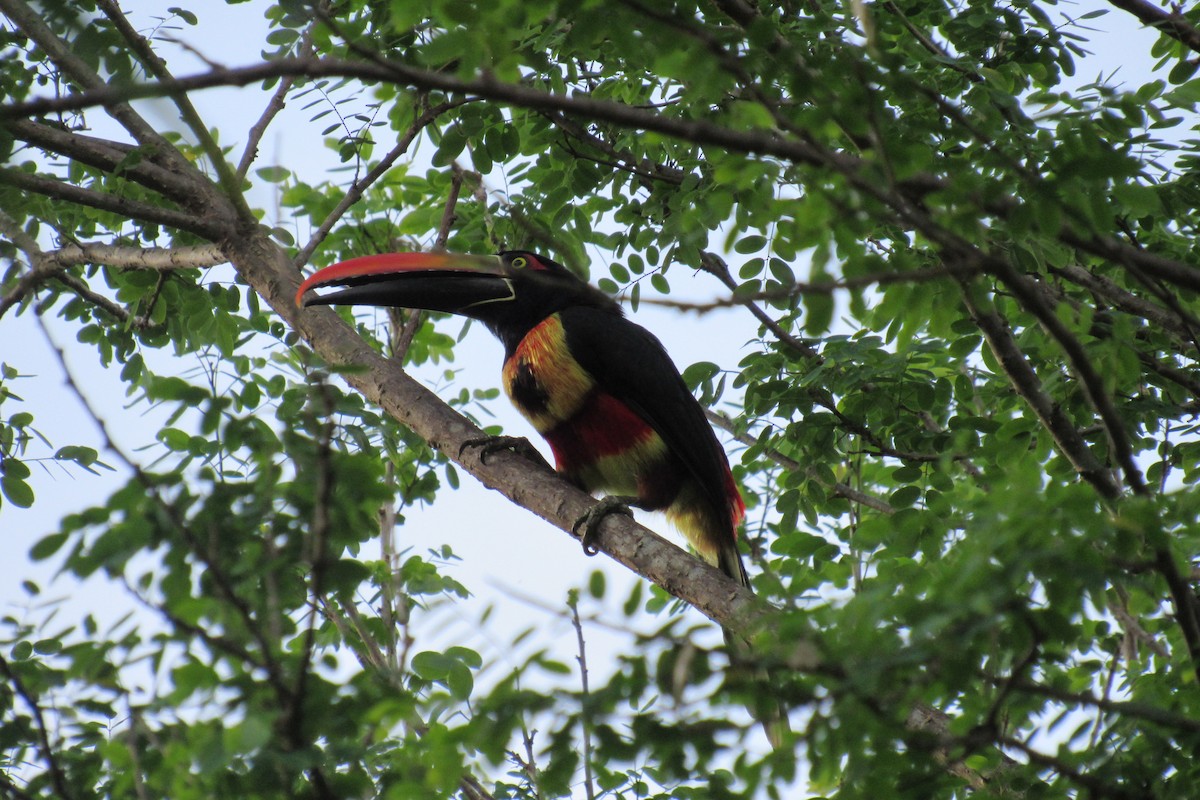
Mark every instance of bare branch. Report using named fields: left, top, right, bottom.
left=1106, top=0, right=1200, bottom=55
left=568, top=597, right=597, bottom=800
left=6, top=119, right=203, bottom=204
left=236, top=13, right=323, bottom=180
left=697, top=251, right=820, bottom=360
left=54, top=242, right=226, bottom=270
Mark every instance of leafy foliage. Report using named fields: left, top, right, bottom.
left=2, top=0, right=1200, bottom=797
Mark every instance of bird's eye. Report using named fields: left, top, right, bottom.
left=510, top=256, right=528, bottom=269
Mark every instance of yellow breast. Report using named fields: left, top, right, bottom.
left=502, top=315, right=595, bottom=433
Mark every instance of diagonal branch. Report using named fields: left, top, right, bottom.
left=988, top=258, right=1147, bottom=495
left=231, top=225, right=806, bottom=651
left=93, top=0, right=252, bottom=220
left=0, top=654, right=75, bottom=800
left=6, top=119, right=203, bottom=203
left=236, top=12, right=324, bottom=181
left=0, top=0, right=189, bottom=174
left=957, top=277, right=1122, bottom=501
left=1051, top=263, right=1200, bottom=344
left=1106, top=0, right=1200, bottom=55
left=0, top=166, right=219, bottom=236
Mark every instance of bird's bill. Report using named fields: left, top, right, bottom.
left=296, top=252, right=510, bottom=312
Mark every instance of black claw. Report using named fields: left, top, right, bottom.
left=572, top=496, right=636, bottom=556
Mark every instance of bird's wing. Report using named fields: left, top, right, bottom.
left=558, top=306, right=741, bottom=531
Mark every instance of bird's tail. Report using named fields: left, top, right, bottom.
left=669, top=494, right=790, bottom=747
left=715, top=539, right=791, bottom=750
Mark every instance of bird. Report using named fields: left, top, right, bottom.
left=296, top=250, right=749, bottom=579
left=297, top=250, right=787, bottom=744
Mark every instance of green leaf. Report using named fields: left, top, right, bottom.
left=588, top=569, right=606, bottom=599
left=446, top=662, right=474, bottom=699
left=167, top=6, right=198, bottom=25
left=1, top=471, right=33, bottom=508
left=256, top=166, right=290, bottom=183
left=411, top=650, right=450, bottom=679
left=32, top=638, right=61, bottom=655
left=30, top=532, right=68, bottom=561
left=734, top=235, right=767, bottom=254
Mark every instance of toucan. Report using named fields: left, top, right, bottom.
left=296, top=250, right=750, bottom=585
left=297, top=249, right=788, bottom=746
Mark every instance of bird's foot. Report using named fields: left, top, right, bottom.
left=572, top=495, right=639, bottom=556
left=459, top=434, right=552, bottom=470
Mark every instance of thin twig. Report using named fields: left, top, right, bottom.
left=293, top=98, right=473, bottom=269
left=568, top=596, right=597, bottom=800
left=697, top=251, right=820, bottom=360
left=390, top=169, right=466, bottom=360
left=1105, top=0, right=1200, bottom=55
left=644, top=262, right=980, bottom=313
left=237, top=11, right=324, bottom=180
left=0, top=654, right=75, bottom=800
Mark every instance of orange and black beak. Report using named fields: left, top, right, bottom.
left=296, top=252, right=514, bottom=315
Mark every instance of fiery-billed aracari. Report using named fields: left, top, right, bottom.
left=298, top=250, right=787, bottom=745
left=297, top=250, right=750, bottom=585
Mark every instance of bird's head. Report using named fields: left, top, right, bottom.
left=297, top=249, right=619, bottom=350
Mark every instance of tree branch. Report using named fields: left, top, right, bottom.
left=46, top=242, right=226, bottom=270
left=1106, top=0, right=1200, bottom=55
left=3, top=54, right=1198, bottom=299
left=706, top=409, right=897, bottom=515
left=6, top=119, right=204, bottom=204
left=0, top=654, right=76, bottom=800
left=0, top=166, right=219, bottom=237
left=1051, top=264, right=1200, bottom=345
left=92, top=0, right=253, bottom=221
left=988, top=257, right=1147, bottom=495
left=231, top=225, right=815, bottom=655
left=0, top=0, right=190, bottom=174
left=236, top=12, right=323, bottom=181
left=957, top=277, right=1122, bottom=501
left=698, top=251, right=820, bottom=360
